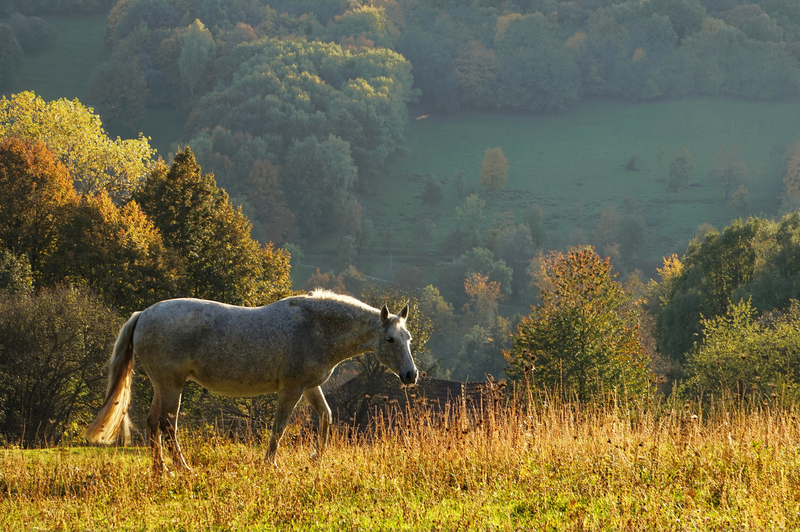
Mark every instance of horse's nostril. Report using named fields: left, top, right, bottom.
left=405, top=370, right=418, bottom=383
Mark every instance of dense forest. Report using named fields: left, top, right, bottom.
left=1, top=0, right=800, bottom=444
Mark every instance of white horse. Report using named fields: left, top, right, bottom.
left=85, top=290, right=417, bottom=472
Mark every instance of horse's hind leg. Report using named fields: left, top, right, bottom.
left=158, top=387, right=191, bottom=471
left=303, top=386, right=332, bottom=461
left=148, top=388, right=165, bottom=474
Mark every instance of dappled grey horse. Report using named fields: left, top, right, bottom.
left=85, top=290, right=418, bottom=472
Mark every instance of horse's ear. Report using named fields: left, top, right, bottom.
left=380, top=304, right=389, bottom=323
left=398, top=304, right=409, bottom=321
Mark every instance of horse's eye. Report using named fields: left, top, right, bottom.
left=386, top=337, right=395, bottom=343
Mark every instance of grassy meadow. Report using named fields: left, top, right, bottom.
left=2, top=395, right=799, bottom=530
left=2, top=14, right=109, bottom=102
left=353, top=100, right=800, bottom=286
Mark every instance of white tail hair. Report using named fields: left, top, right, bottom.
left=84, top=311, right=141, bottom=445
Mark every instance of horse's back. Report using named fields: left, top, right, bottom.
left=133, top=298, right=303, bottom=396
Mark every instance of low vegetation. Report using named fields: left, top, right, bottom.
left=2, top=392, right=799, bottom=529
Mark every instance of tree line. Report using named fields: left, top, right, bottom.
left=2, top=92, right=800, bottom=441
left=4, top=0, right=799, bottom=248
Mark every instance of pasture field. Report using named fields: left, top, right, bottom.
left=2, top=395, right=799, bottom=530
left=356, top=100, right=800, bottom=284
left=2, top=14, right=109, bottom=102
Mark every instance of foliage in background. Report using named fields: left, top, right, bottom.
left=9, top=13, right=57, bottom=53
left=0, top=24, right=24, bottom=89
left=0, top=286, right=124, bottom=445
left=507, top=246, right=651, bottom=402
left=649, top=214, right=800, bottom=366
left=681, top=298, right=800, bottom=403
left=0, top=137, right=77, bottom=278
left=84, top=59, right=149, bottom=138
left=0, top=92, right=155, bottom=201
left=134, top=147, right=293, bottom=307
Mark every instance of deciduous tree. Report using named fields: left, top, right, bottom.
left=707, top=144, right=748, bottom=201
left=667, top=145, right=694, bottom=195
left=85, top=59, right=149, bottom=137
left=507, top=247, right=650, bottom=402
left=479, top=147, right=509, bottom=190
left=0, top=138, right=77, bottom=277
left=179, top=19, right=216, bottom=97
left=0, top=91, right=155, bottom=201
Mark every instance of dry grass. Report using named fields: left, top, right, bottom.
left=2, top=390, right=799, bottom=530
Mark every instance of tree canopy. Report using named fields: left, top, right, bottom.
left=0, top=91, right=155, bottom=201
left=507, top=247, right=650, bottom=402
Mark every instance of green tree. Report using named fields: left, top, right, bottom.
left=0, top=24, right=23, bottom=88
left=453, top=40, right=498, bottom=109
left=283, top=134, right=358, bottom=237
left=0, top=92, right=155, bottom=201
left=707, top=144, right=748, bottom=201
left=494, top=13, right=581, bottom=111
left=84, top=59, right=149, bottom=137
left=479, top=147, right=509, bottom=190
left=179, top=19, right=216, bottom=97
left=507, top=247, right=650, bottom=402
left=650, top=217, right=773, bottom=363
left=667, top=146, right=694, bottom=195
left=454, top=316, right=512, bottom=382
left=186, top=38, right=414, bottom=184
left=0, top=138, right=77, bottom=277
left=444, top=194, right=486, bottom=256
left=682, top=298, right=800, bottom=403
left=243, top=158, right=296, bottom=244
left=135, top=147, right=290, bottom=306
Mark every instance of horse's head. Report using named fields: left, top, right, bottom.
left=375, top=304, right=418, bottom=385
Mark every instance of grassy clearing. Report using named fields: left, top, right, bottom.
left=2, top=14, right=109, bottom=102
left=360, top=100, right=800, bottom=283
left=3, top=394, right=799, bottom=530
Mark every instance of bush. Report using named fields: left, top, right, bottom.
left=681, top=298, right=800, bottom=404
left=0, top=286, right=124, bottom=445
left=10, top=13, right=57, bottom=53
left=0, top=24, right=23, bottom=87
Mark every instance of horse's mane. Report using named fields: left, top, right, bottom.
left=303, top=289, right=377, bottom=313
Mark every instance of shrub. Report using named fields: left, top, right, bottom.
left=9, top=13, right=57, bottom=53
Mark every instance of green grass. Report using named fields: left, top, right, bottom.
left=3, top=14, right=109, bottom=102
left=359, top=99, right=800, bottom=283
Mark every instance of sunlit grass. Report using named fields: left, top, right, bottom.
left=2, top=392, right=799, bottom=530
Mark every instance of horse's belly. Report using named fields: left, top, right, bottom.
left=188, top=372, right=279, bottom=397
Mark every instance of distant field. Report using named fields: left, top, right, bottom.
left=354, top=99, right=800, bottom=285
left=2, top=14, right=109, bottom=102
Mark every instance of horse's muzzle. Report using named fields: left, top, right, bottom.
left=401, top=368, right=418, bottom=385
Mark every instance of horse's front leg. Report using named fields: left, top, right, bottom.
left=303, top=386, right=332, bottom=461
left=265, top=386, right=303, bottom=467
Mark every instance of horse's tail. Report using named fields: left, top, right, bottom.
left=85, top=311, right=142, bottom=445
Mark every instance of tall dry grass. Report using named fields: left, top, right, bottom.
left=2, top=385, right=799, bottom=530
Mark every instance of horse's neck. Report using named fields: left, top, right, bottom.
left=311, top=301, right=380, bottom=363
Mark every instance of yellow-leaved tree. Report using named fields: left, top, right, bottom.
left=479, top=146, right=509, bottom=190
left=0, top=91, right=155, bottom=201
